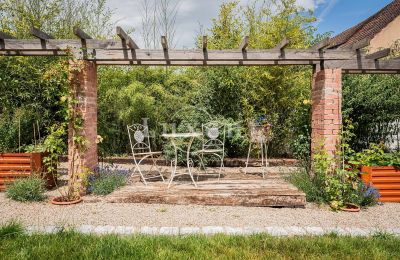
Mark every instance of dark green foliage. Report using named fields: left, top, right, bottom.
left=0, top=221, right=24, bottom=239
left=6, top=177, right=46, bottom=202
left=0, top=57, right=68, bottom=152
left=0, top=230, right=400, bottom=259
left=92, top=175, right=126, bottom=195
left=343, top=74, right=400, bottom=151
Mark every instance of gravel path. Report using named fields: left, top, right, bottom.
left=1, top=193, right=399, bottom=230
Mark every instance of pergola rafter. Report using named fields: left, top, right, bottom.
left=1, top=29, right=399, bottom=73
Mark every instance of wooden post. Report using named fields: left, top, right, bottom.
left=68, top=60, right=98, bottom=192
left=311, top=68, right=342, bottom=158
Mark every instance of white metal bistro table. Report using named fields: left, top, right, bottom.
left=162, top=132, right=202, bottom=188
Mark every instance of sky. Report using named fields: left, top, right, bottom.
left=106, top=0, right=393, bottom=48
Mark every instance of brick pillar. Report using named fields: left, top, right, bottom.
left=68, top=60, right=98, bottom=189
left=311, top=68, right=342, bottom=158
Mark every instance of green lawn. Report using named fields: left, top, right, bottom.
left=1, top=224, right=400, bottom=260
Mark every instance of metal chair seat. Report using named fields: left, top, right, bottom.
left=195, top=149, right=223, bottom=154
left=134, top=151, right=162, bottom=156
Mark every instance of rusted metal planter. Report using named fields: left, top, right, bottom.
left=361, top=166, right=400, bottom=202
left=0, top=153, right=56, bottom=191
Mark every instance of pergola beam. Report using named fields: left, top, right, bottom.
left=202, top=36, right=207, bottom=51
left=30, top=27, right=54, bottom=40
left=274, top=38, right=290, bottom=51
left=116, top=26, right=139, bottom=49
left=161, top=36, right=168, bottom=50
left=351, top=39, right=370, bottom=51
left=74, top=28, right=92, bottom=40
left=311, top=37, right=330, bottom=50
left=0, top=31, right=15, bottom=39
left=239, top=36, right=249, bottom=51
left=365, top=48, right=391, bottom=60
left=83, top=49, right=354, bottom=61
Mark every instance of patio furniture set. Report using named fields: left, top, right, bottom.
left=127, top=121, right=271, bottom=188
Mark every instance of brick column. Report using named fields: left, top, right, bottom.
left=311, top=68, right=342, bottom=158
left=68, top=60, right=98, bottom=185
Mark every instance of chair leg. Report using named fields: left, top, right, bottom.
left=168, top=159, right=178, bottom=189
left=151, top=155, right=165, bottom=182
left=197, top=153, right=206, bottom=181
left=218, top=154, right=224, bottom=180
left=245, top=142, right=252, bottom=174
left=187, top=159, right=197, bottom=188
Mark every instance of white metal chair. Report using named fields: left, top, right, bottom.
left=195, top=121, right=226, bottom=180
left=127, top=123, right=165, bottom=185
left=244, top=123, right=271, bottom=178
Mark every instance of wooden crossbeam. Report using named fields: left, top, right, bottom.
left=95, top=60, right=320, bottom=66
left=0, top=39, right=124, bottom=50
left=351, top=39, right=370, bottom=51
left=202, top=36, right=207, bottom=51
left=116, top=26, right=139, bottom=49
left=82, top=49, right=354, bottom=61
left=30, top=27, right=54, bottom=40
left=274, top=38, right=290, bottom=50
left=0, top=32, right=15, bottom=39
left=94, top=59, right=400, bottom=73
left=239, top=36, right=249, bottom=51
left=311, top=37, right=330, bottom=50
left=161, top=36, right=168, bottom=50
left=365, top=48, right=391, bottom=60
left=73, top=28, right=92, bottom=40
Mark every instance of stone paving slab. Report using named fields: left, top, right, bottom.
left=24, top=225, right=400, bottom=237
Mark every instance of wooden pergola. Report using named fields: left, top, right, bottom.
left=1, top=26, right=400, bottom=177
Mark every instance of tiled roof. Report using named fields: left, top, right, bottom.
left=329, top=0, right=400, bottom=49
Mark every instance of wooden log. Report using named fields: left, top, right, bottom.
left=365, top=48, right=391, bottom=60
left=311, top=37, right=330, bottom=50
left=161, top=36, right=168, bottom=50
left=0, top=31, right=15, bottom=39
left=73, top=27, right=92, bottom=39
left=116, top=26, right=139, bottom=49
left=239, top=36, right=249, bottom=51
left=351, top=38, right=370, bottom=50
left=95, top=60, right=320, bottom=66
left=88, top=49, right=355, bottom=61
left=274, top=38, right=290, bottom=50
left=0, top=39, right=123, bottom=50
left=30, top=27, right=54, bottom=40
left=202, top=36, right=207, bottom=51
left=325, top=57, right=400, bottom=71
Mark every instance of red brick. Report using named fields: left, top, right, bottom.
left=311, top=69, right=342, bottom=158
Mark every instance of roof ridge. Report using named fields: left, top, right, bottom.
left=330, top=0, right=400, bottom=48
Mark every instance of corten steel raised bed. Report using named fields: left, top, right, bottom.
left=0, top=153, right=56, bottom=191
left=361, top=166, right=400, bottom=202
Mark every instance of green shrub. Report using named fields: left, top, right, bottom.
left=287, top=170, right=326, bottom=204
left=92, top=175, right=126, bottom=195
left=6, top=177, right=46, bottom=202
left=0, top=221, right=24, bottom=239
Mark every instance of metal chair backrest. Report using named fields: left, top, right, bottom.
left=127, top=124, right=152, bottom=156
left=202, top=121, right=225, bottom=152
left=249, top=123, right=272, bottom=143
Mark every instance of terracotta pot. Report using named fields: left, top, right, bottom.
left=51, top=196, right=82, bottom=205
left=341, top=203, right=360, bottom=212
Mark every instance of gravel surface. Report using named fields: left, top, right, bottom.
left=1, top=193, right=399, bottom=229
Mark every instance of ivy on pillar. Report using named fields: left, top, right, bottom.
left=311, top=68, right=342, bottom=158
left=68, top=60, right=98, bottom=194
